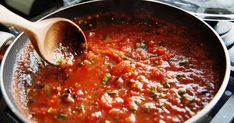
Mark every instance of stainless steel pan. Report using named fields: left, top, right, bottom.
left=0, top=0, right=231, bottom=122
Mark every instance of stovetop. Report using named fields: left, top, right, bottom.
left=0, top=0, right=234, bottom=123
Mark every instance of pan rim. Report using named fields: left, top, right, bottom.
left=0, top=0, right=231, bottom=122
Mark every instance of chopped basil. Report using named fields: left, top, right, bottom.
left=170, top=57, right=189, bottom=65
left=178, top=88, right=186, bottom=95
left=179, top=60, right=189, bottom=66
left=170, top=58, right=178, bottom=62
left=102, top=73, right=111, bottom=84
left=55, top=56, right=67, bottom=65
left=150, top=89, right=157, bottom=94
left=136, top=42, right=147, bottom=48
left=57, top=113, right=67, bottom=120
left=123, top=53, right=131, bottom=59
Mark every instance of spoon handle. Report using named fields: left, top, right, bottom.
left=0, top=4, right=35, bottom=32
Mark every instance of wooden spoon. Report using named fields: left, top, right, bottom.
left=0, top=5, right=87, bottom=65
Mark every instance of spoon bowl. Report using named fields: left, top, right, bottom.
left=0, top=5, right=87, bottom=65
left=32, top=18, right=87, bottom=65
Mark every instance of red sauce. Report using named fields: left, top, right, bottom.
left=14, top=14, right=220, bottom=123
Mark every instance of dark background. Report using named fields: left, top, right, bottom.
left=0, top=0, right=64, bottom=19
left=0, top=0, right=64, bottom=33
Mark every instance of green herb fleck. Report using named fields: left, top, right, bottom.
left=136, top=42, right=147, bottom=48
left=55, top=56, right=67, bottom=65
left=170, top=58, right=178, bottom=62
left=178, top=88, right=186, bottom=95
left=151, top=89, right=157, bottom=94
left=103, top=73, right=111, bottom=84
left=179, top=59, right=189, bottom=65
left=57, top=113, right=67, bottom=120
left=123, top=53, right=131, bottom=60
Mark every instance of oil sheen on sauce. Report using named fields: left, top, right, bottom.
left=14, top=14, right=221, bottom=123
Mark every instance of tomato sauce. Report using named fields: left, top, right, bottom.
left=14, top=13, right=221, bottom=123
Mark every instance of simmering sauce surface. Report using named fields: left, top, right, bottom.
left=14, top=14, right=220, bottom=123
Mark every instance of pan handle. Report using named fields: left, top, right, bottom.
left=214, top=21, right=234, bottom=75
left=191, top=12, right=234, bottom=21
left=0, top=31, right=15, bottom=61
left=229, top=46, right=234, bottom=74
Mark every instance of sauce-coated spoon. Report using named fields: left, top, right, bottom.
left=0, top=5, right=87, bottom=65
